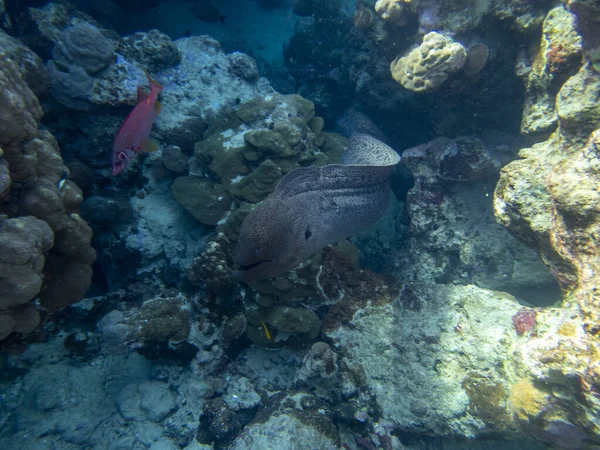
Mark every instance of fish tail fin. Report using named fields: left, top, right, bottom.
left=143, top=68, right=164, bottom=93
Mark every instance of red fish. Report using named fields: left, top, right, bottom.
left=111, top=70, right=163, bottom=176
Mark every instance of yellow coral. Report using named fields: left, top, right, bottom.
left=374, top=0, right=416, bottom=22
left=508, top=378, right=549, bottom=421
left=390, top=32, right=467, bottom=93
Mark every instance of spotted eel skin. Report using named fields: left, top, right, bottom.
left=234, top=133, right=401, bottom=282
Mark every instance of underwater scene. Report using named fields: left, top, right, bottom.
left=1, top=0, right=600, bottom=449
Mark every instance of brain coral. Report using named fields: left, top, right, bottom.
left=390, top=31, right=467, bottom=93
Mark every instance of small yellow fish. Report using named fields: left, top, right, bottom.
left=261, top=322, right=271, bottom=341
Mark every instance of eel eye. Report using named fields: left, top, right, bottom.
left=304, top=228, right=312, bottom=240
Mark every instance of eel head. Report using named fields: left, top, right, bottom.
left=233, top=197, right=317, bottom=282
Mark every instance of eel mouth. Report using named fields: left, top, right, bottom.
left=233, top=259, right=273, bottom=282
left=239, top=259, right=272, bottom=272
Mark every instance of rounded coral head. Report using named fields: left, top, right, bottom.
left=354, top=7, right=374, bottom=29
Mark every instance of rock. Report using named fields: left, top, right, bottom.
left=403, top=135, right=499, bottom=182
left=39, top=257, right=94, bottom=312
left=171, top=177, right=231, bottom=226
left=328, top=284, right=522, bottom=438
left=161, top=145, right=188, bottom=173
left=228, top=159, right=282, bottom=203
left=46, top=34, right=269, bottom=154
left=556, top=63, right=600, bottom=137
left=390, top=32, right=467, bottom=93
left=80, top=195, right=121, bottom=227
left=122, top=29, right=180, bottom=72
left=375, top=0, right=417, bottom=23
left=21, top=2, right=99, bottom=59
left=137, top=297, right=191, bottom=342
left=229, top=394, right=338, bottom=449
left=139, top=381, right=176, bottom=422
left=152, top=36, right=271, bottom=150
left=0, top=216, right=53, bottom=310
left=47, top=61, right=94, bottom=111
left=518, top=5, right=583, bottom=136
left=0, top=160, right=10, bottom=201
left=98, top=310, right=135, bottom=354
left=267, top=306, right=321, bottom=340
left=0, top=0, right=9, bottom=30
left=495, top=72, right=600, bottom=443
left=187, top=233, right=233, bottom=292
left=0, top=30, right=48, bottom=96
left=222, top=377, right=261, bottom=411
left=490, top=0, right=551, bottom=34
left=399, top=134, right=557, bottom=299
left=228, top=52, right=259, bottom=81
left=296, top=342, right=339, bottom=383
left=0, top=57, right=42, bottom=152
left=53, top=23, right=115, bottom=74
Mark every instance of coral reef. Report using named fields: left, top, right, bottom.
left=375, top=0, right=417, bottom=23
left=493, top=24, right=600, bottom=442
left=53, top=23, right=115, bottom=74
left=398, top=133, right=559, bottom=300
left=187, top=233, right=233, bottom=293
left=3, top=1, right=600, bottom=449
left=327, top=283, right=523, bottom=439
left=0, top=40, right=95, bottom=340
left=0, top=0, right=9, bottom=30
left=0, top=217, right=52, bottom=340
left=517, top=5, right=583, bottom=136
left=0, top=30, right=48, bottom=96
left=122, top=29, right=181, bottom=73
left=390, top=31, right=467, bottom=93
left=179, top=91, right=340, bottom=233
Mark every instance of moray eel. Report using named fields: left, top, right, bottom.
left=233, top=133, right=401, bottom=282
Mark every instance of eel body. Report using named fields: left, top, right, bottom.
left=233, top=133, right=401, bottom=282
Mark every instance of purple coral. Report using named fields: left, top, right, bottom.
left=512, top=308, right=537, bottom=336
